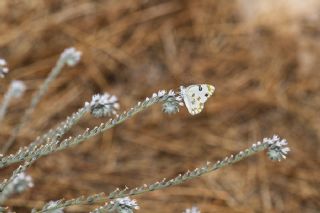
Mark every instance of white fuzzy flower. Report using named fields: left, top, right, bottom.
left=162, top=91, right=183, bottom=114
left=162, top=97, right=180, bottom=114
left=0, top=59, right=6, bottom=66
left=10, top=172, right=33, bottom=193
left=183, top=206, right=200, bottom=213
left=0, top=172, right=33, bottom=204
left=87, top=93, right=120, bottom=117
left=113, top=197, right=139, bottom=213
left=0, top=58, right=9, bottom=78
left=10, top=80, right=26, bottom=98
left=60, top=47, right=82, bottom=66
left=264, top=135, right=290, bottom=161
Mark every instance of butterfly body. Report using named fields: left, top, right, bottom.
left=180, top=84, right=215, bottom=115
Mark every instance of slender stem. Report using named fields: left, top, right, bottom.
left=36, top=140, right=270, bottom=213
left=0, top=95, right=167, bottom=169
left=2, top=57, right=66, bottom=154
left=0, top=87, right=14, bottom=123
left=29, top=106, right=89, bottom=148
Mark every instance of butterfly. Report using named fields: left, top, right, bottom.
left=180, top=84, right=215, bottom=115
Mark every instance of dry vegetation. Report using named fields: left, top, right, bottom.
left=0, top=0, right=319, bottom=212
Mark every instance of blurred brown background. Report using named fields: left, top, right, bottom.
left=0, top=0, right=319, bottom=212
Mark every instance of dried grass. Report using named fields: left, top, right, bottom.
left=0, top=0, right=319, bottom=212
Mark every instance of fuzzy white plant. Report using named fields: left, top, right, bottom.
left=2, top=47, right=82, bottom=154
left=0, top=47, right=291, bottom=213
left=32, top=135, right=289, bottom=213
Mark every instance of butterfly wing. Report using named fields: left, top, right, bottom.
left=184, top=84, right=215, bottom=115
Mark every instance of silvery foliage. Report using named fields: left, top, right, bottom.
left=183, top=206, right=200, bottom=213
left=0, top=58, right=9, bottom=78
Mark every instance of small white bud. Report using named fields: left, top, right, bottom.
left=10, top=80, right=26, bottom=98
left=60, top=47, right=81, bottom=67
left=183, top=206, right=201, bottom=213
left=0, top=58, right=9, bottom=78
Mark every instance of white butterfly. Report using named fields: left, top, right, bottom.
left=180, top=84, right=215, bottom=115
